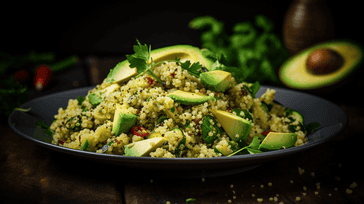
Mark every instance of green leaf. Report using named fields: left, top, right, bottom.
left=305, top=122, right=321, bottom=133
left=126, top=39, right=151, bottom=74
left=227, top=136, right=261, bottom=157
left=35, top=120, right=54, bottom=138
left=77, top=96, right=85, bottom=105
left=14, top=107, right=32, bottom=112
left=81, top=139, right=90, bottom=151
left=176, top=58, right=203, bottom=78
left=88, top=93, right=102, bottom=107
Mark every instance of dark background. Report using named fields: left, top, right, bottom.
left=1, top=1, right=360, bottom=58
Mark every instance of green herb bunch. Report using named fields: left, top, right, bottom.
left=189, top=15, right=290, bottom=85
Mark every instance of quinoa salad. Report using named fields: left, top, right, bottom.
left=49, top=41, right=318, bottom=158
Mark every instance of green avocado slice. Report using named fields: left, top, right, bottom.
left=167, top=90, right=214, bottom=105
left=258, top=132, right=297, bottom=151
left=200, top=70, right=232, bottom=92
left=210, top=109, right=251, bottom=143
left=112, top=104, right=137, bottom=136
left=124, top=137, right=167, bottom=157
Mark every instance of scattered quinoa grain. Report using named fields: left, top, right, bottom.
left=346, top=189, right=353, bottom=194
left=201, top=178, right=205, bottom=182
left=257, top=198, right=263, bottom=202
left=260, top=184, right=264, bottom=188
left=230, top=184, right=234, bottom=188
left=274, top=197, right=278, bottom=201
left=295, top=197, right=301, bottom=201
left=233, top=196, right=236, bottom=199
left=252, top=194, right=255, bottom=197
left=298, top=167, right=305, bottom=174
left=315, top=191, right=319, bottom=195
left=350, top=182, right=358, bottom=188
left=290, top=180, right=294, bottom=184
left=269, top=197, right=273, bottom=201
left=268, top=182, right=272, bottom=186
left=228, top=199, right=232, bottom=203
left=303, top=186, right=307, bottom=191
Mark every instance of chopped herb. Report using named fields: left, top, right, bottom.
left=175, top=57, right=203, bottom=78
left=14, top=107, right=32, bottom=112
left=88, top=93, right=102, bottom=107
left=77, top=96, right=86, bottom=105
left=227, top=136, right=262, bottom=157
left=35, top=120, right=54, bottom=138
left=305, top=122, right=321, bottom=133
left=81, top=139, right=90, bottom=151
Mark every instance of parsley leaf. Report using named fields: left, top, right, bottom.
left=126, top=39, right=151, bottom=75
left=126, top=39, right=163, bottom=84
left=81, top=139, right=90, bottom=151
left=305, top=122, right=321, bottom=133
left=175, top=57, right=204, bottom=78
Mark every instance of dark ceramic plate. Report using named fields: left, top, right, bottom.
left=8, top=86, right=347, bottom=178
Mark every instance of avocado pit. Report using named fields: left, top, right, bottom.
left=306, top=48, right=344, bottom=75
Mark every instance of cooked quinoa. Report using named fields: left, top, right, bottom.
left=50, top=61, right=307, bottom=158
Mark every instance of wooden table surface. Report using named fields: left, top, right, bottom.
left=1, top=58, right=363, bottom=204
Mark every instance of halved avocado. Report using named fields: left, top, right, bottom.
left=279, top=39, right=363, bottom=90
left=106, top=44, right=215, bottom=83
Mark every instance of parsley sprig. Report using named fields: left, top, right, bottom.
left=126, top=39, right=162, bottom=84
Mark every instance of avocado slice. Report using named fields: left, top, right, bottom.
left=100, top=83, right=120, bottom=95
left=200, top=70, right=232, bottom=92
left=210, top=109, right=252, bottom=142
left=258, top=132, right=297, bottom=151
left=106, top=45, right=215, bottom=83
left=279, top=39, right=363, bottom=90
left=112, top=104, right=137, bottom=136
left=106, top=61, right=138, bottom=84
left=124, top=137, right=167, bottom=157
left=167, top=90, right=214, bottom=105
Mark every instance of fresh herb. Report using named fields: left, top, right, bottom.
left=233, top=109, right=253, bottom=122
left=227, top=136, right=262, bottom=157
left=189, top=15, right=289, bottom=85
left=175, top=57, right=204, bottom=78
left=81, top=139, right=90, bottom=151
left=305, top=122, right=321, bottom=134
left=14, top=107, right=32, bottom=112
left=126, top=39, right=163, bottom=84
left=35, top=120, right=54, bottom=138
left=88, top=93, right=102, bottom=107
left=0, top=76, right=30, bottom=120
left=77, top=96, right=85, bottom=105
left=65, top=116, right=82, bottom=131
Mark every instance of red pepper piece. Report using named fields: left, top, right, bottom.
left=34, top=65, right=52, bottom=91
left=131, top=126, right=150, bottom=137
left=261, top=130, right=276, bottom=136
